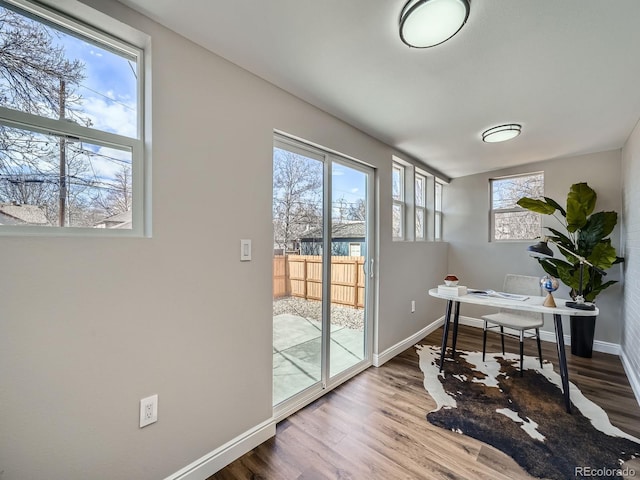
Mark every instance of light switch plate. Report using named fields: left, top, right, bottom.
left=240, top=239, right=252, bottom=261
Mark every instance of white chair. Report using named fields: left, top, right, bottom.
left=482, top=274, right=544, bottom=376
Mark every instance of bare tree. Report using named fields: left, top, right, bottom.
left=347, top=198, right=366, bottom=221
left=333, top=196, right=349, bottom=223
left=91, top=164, right=132, bottom=216
left=273, top=149, right=322, bottom=253
left=0, top=7, right=85, bottom=121
left=493, top=174, right=544, bottom=240
left=0, top=5, right=96, bottom=226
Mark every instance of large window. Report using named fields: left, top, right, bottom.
left=490, top=172, right=544, bottom=241
left=0, top=0, right=144, bottom=233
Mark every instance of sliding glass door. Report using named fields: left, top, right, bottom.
left=272, top=135, right=374, bottom=416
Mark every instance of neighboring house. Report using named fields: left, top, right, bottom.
left=300, top=221, right=366, bottom=256
left=94, top=210, right=132, bottom=229
left=0, top=203, right=48, bottom=226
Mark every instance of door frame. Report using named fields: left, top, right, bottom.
left=272, top=132, right=377, bottom=422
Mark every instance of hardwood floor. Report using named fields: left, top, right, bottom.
left=210, top=325, right=640, bottom=480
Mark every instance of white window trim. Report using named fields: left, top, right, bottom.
left=0, top=0, right=149, bottom=237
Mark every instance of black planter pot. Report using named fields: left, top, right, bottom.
left=570, top=315, right=596, bottom=358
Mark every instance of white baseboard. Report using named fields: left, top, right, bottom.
left=164, top=418, right=276, bottom=480
left=621, top=349, right=640, bottom=407
left=458, top=315, right=620, bottom=355
left=373, top=318, right=444, bottom=367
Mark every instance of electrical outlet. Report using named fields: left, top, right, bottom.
left=411, top=300, right=416, bottom=313
left=140, top=394, right=158, bottom=428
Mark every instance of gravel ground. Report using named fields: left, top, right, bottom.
left=273, top=296, right=364, bottom=331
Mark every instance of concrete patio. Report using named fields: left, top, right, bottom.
left=273, top=313, right=365, bottom=405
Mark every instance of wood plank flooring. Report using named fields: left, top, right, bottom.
left=210, top=325, right=640, bottom=480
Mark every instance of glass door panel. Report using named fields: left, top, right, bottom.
left=329, top=161, right=369, bottom=378
left=272, top=144, right=324, bottom=406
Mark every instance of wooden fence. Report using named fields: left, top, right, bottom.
left=273, top=255, right=365, bottom=309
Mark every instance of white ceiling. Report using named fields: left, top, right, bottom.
left=118, top=0, right=640, bottom=179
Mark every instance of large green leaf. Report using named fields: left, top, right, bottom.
left=556, top=261, right=587, bottom=291
left=566, top=183, right=597, bottom=232
left=587, top=241, right=618, bottom=270
left=598, top=211, right=617, bottom=238
left=516, top=197, right=556, bottom=215
left=546, top=229, right=575, bottom=250
left=586, top=280, right=617, bottom=302
left=537, top=259, right=559, bottom=278
left=544, top=197, right=566, bottom=217
left=578, top=214, right=606, bottom=255
left=579, top=212, right=617, bottom=255
left=541, top=257, right=573, bottom=281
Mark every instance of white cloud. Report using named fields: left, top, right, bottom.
left=81, top=96, right=137, bottom=138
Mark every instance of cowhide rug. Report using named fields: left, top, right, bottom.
left=416, top=345, right=640, bottom=480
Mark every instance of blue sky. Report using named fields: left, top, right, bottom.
left=50, top=23, right=138, bottom=183
left=332, top=163, right=366, bottom=211
left=56, top=31, right=138, bottom=138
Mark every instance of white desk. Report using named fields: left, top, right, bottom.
left=428, top=288, right=599, bottom=413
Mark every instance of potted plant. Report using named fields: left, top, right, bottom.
left=517, top=182, right=623, bottom=357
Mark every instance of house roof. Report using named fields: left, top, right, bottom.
left=0, top=203, right=48, bottom=225
left=300, top=221, right=365, bottom=240
left=94, top=210, right=132, bottom=228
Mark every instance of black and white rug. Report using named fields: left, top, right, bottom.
left=416, top=345, right=640, bottom=480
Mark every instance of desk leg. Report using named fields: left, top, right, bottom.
left=553, top=313, right=572, bottom=414
left=439, top=300, right=453, bottom=372
left=451, top=301, right=461, bottom=358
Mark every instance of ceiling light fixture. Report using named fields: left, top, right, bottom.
left=482, top=124, right=522, bottom=143
left=399, top=0, right=470, bottom=48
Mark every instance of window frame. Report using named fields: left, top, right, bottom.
left=489, top=172, right=544, bottom=242
left=0, top=0, right=147, bottom=237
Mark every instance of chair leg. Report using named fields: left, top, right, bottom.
left=519, top=330, right=525, bottom=377
left=482, top=321, right=488, bottom=362
left=536, top=328, right=543, bottom=368
left=500, top=326, right=505, bottom=354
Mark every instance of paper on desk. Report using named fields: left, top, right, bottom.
left=467, top=289, right=529, bottom=301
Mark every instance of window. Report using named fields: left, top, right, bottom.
left=393, top=157, right=445, bottom=242
left=0, top=0, right=144, bottom=234
left=415, top=172, right=426, bottom=240
left=434, top=180, right=443, bottom=241
left=392, top=162, right=405, bottom=240
left=490, top=172, right=544, bottom=241
left=349, top=243, right=361, bottom=257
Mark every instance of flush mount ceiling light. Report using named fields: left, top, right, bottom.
left=482, top=124, right=522, bottom=143
left=399, top=0, right=470, bottom=48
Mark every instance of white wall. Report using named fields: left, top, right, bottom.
left=445, top=150, right=624, bottom=345
left=622, top=120, right=640, bottom=400
left=0, top=1, right=448, bottom=479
